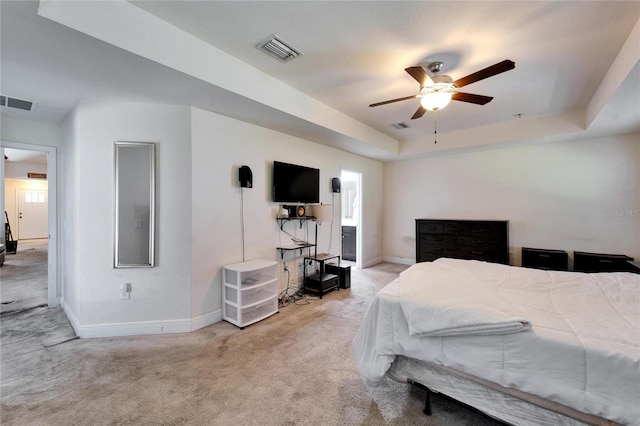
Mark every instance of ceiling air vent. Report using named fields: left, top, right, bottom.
left=391, top=122, right=410, bottom=130
left=256, top=34, right=302, bottom=63
left=0, top=95, right=35, bottom=111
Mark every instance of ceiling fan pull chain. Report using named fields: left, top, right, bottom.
left=434, top=111, right=438, bottom=144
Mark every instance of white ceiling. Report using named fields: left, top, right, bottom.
left=3, top=148, right=47, bottom=165
left=1, top=1, right=639, bottom=162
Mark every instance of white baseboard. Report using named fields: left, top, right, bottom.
left=362, top=256, right=383, bottom=268
left=74, top=318, right=193, bottom=339
left=60, top=297, right=81, bottom=336
left=382, top=256, right=416, bottom=266
left=61, top=298, right=223, bottom=338
left=191, top=309, right=223, bottom=331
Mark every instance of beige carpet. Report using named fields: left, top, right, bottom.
left=1, top=257, right=503, bottom=425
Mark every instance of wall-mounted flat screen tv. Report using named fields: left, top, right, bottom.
left=273, top=161, right=320, bottom=204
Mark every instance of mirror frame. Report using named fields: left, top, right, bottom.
left=114, top=141, right=156, bottom=268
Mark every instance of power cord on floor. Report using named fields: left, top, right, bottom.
left=278, top=264, right=311, bottom=306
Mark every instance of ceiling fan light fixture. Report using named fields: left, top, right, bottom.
left=420, top=91, right=452, bottom=111
left=420, top=82, right=454, bottom=111
left=370, top=59, right=514, bottom=117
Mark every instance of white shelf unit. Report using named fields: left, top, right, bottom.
left=223, top=259, right=278, bottom=328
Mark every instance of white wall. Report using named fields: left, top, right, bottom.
left=60, top=109, right=81, bottom=317
left=384, top=134, right=640, bottom=267
left=4, top=161, right=47, bottom=179
left=1, top=116, right=62, bottom=148
left=56, top=102, right=383, bottom=337
left=191, top=108, right=384, bottom=321
left=60, top=102, right=192, bottom=336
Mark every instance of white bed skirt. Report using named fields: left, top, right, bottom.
left=387, top=356, right=621, bottom=426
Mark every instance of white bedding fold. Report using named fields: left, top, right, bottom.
left=399, top=261, right=531, bottom=336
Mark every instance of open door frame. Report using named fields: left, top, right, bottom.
left=340, top=169, right=363, bottom=269
left=1, top=141, right=58, bottom=307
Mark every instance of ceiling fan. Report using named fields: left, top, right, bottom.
left=369, top=60, right=515, bottom=119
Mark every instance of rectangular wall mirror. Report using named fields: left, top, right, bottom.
left=114, top=141, right=156, bottom=268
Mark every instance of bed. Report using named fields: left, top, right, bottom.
left=352, top=258, right=640, bottom=425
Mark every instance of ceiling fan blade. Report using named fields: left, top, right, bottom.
left=369, top=95, right=417, bottom=107
left=452, top=60, right=515, bottom=88
left=405, top=66, right=434, bottom=86
left=451, top=92, right=493, bottom=105
left=411, top=106, right=427, bottom=120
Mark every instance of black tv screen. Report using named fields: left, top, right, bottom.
left=273, top=161, right=320, bottom=204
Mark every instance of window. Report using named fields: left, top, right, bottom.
left=24, top=192, right=46, bottom=204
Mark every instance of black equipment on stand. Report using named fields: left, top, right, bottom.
left=5, top=211, right=17, bottom=254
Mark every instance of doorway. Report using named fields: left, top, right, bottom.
left=1, top=143, right=57, bottom=307
left=17, top=188, right=48, bottom=239
left=340, top=170, right=362, bottom=269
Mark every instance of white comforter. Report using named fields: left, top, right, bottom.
left=352, top=258, right=640, bottom=425
left=399, top=261, right=531, bottom=336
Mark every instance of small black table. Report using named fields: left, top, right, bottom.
left=303, top=253, right=340, bottom=298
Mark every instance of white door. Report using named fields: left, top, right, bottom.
left=17, top=189, right=48, bottom=239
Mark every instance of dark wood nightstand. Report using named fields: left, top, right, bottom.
left=627, top=261, right=640, bottom=273
left=573, top=251, right=634, bottom=273
left=522, top=247, right=568, bottom=271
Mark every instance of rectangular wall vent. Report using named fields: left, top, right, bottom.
left=256, top=34, right=302, bottom=63
left=0, top=94, right=35, bottom=111
left=391, top=122, right=410, bottom=130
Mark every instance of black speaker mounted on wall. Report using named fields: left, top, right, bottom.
left=331, top=177, right=341, bottom=193
left=239, top=165, right=253, bottom=188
